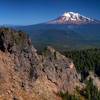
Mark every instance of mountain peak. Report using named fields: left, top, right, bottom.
left=62, top=11, right=92, bottom=21
left=62, top=12, right=80, bottom=17
left=47, top=11, right=100, bottom=24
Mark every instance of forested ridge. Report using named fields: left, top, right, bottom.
left=64, top=48, right=100, bottom=76
left=61, top=48, right=100, bottom=100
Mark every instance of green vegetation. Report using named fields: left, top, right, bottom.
left=83, top=78, right=100, bottom=100
left=59, top=92, right=80, bottom=100
left=64, top=48, right=100, bottom=76
left=59, top=78, right=100, bottom=100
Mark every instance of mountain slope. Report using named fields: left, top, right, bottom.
left=0, top=28, right=80, bottom=100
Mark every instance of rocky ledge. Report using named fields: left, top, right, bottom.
left=0, top=28, right=80, bottom=100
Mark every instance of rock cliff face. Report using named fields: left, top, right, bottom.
left=41, top=46, right=79, bottom=93
left=0, top=28, right=80, bottom=100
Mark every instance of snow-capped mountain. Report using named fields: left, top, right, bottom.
left=47, top=12, right=100, bottom=24
left=14, top=11, right=100, bottom=50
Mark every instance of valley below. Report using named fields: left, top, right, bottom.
left=15, top=22, right=100, bottom=52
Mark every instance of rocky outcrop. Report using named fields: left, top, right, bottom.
left=0, top=28, right=80, bottom=100
left=41, top=46, right=79, bottom=93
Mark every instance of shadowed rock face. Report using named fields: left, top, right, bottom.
left=0, top=28, right=80, bottom=100
left=0, top=28, right=40, bottom=80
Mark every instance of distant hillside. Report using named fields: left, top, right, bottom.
left=13, top=12, right=100, bottom=51
left=15, top=23, right=100, bottom=51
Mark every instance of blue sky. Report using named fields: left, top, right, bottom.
left=0, top=0, right=100, bottom=25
